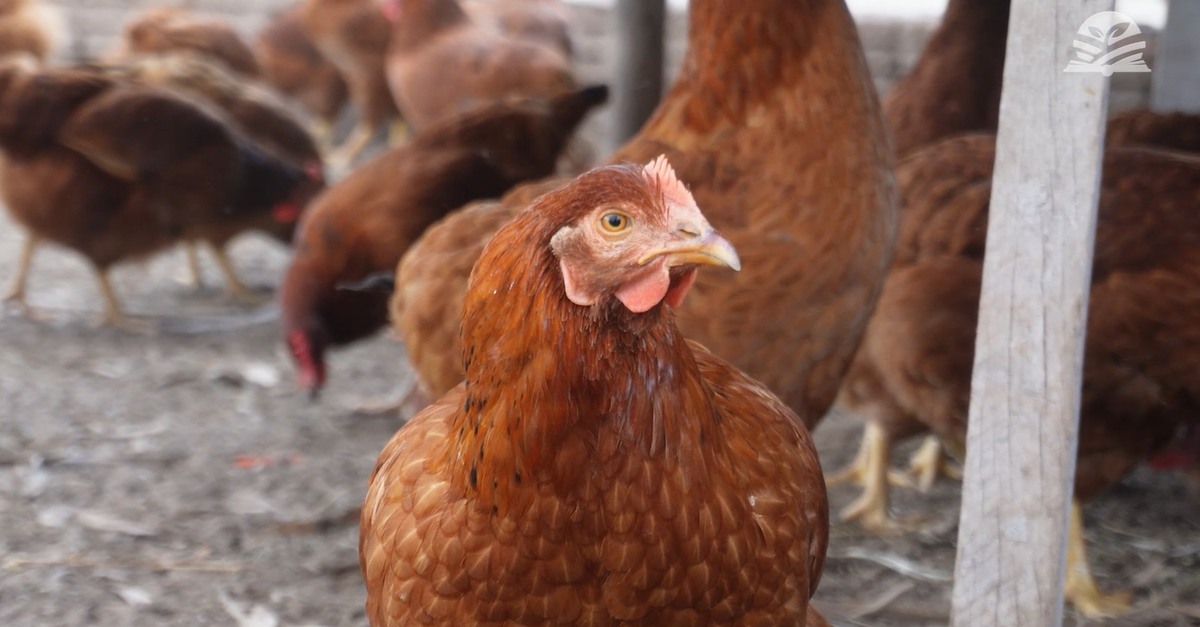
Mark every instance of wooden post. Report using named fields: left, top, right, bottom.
left=950, top=0, right=1113, bottom=625
left=611, top=0, right=665, bottom=150
left=1151, top=0, right=1200, bottom=112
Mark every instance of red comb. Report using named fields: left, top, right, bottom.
left=273, top=202, right=302, bottom=224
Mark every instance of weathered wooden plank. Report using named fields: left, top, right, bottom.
left=1151, top=0, right=1200, bottom=112
left=950, top=0, right=1114, bottom=625
left=610, top=0, right=665, bottom=150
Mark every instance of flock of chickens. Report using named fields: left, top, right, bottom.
left=0, top=0, right=1197, bottom=623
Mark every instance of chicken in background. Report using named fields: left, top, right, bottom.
left=0, top=0, right=65, bottom=62
left=883, top=0, right=1009, bottom=157
left=111, top=7, right=261, bottom=77
left=391, top=0, right=898, bottom=429
left=361, top=157, right=830, bottom=626
left=298, top=0, right=400, bottom=168
left=0, top=60, right=316, bottom=329
left=281, top=84, right=607, bottom=396
left=254, top=7, right=349, bottom=147
left=833, top=0, right=1200, bottom=511
left=463, top=0, right=573, bottom=59
left=834, top=135, right=1200, bottom=619
left=90, top=53, right=326, bottom=297
left=381, top=0, right=576, bottom=133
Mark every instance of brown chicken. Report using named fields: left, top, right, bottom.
left=91, top=53, right=326, bottom=296
left=391, top=0, right=897, bottom=428
left=0, top=61, right=317, bottom=328
left=281, top=84, right=607, bottom=394
left=835, top=134, right=1200, bottom=618
left=298, top=0, right=399, bottom=166
left=0, top=0, right=63, bottom=61
left=114, top=7, right=261, bottom=77
left=382, top=0, right=575, bottom=133
left=463, top=0, right=573, bottom=59
left=360, top=157, right=830, bottom=626
left=254, top=7, right=349, bottom=144
left=883, top=0, right=1009, bottom=157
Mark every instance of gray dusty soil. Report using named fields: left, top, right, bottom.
left=0, top=206, right=1197, bottom=627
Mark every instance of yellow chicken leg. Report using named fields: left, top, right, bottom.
left=183, top=241, right=203, bottom=288
left=388, top=119, right=409, bottom=144
left=826, top=422, right=905, bottom=532
left=3, top=233, right=38, bottom=308
left=1064, top=501, right=1132, bottom=619
left=327, top=123, right=376, bottom=170
left=208, top=243, right=255, bottom=301
left=892, top=435, right=963, bottom=492
left=92, top=267, right=152, bottom=332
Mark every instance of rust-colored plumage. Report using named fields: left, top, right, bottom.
left=0, top=0, right=62, bottom=62
left=361, top=160, right=829, bottom=625
left=0, top=61, right=317, bottom=325
left=115, top=7, right=261, bottom=77
left=391, top=0, right=897, bottom=428
left=298, top=0, right=399, bottom=164
left=382, top=0, right=575, bottom=133
left=837, top=134, right=1200, bottom=617
left=281, top=85, right=607, bottom=394
left=254, top=7, right=349, bottom=132
left=883, top=0, right=1009, bottom=157
left=463, top=0, right=573, bottom=59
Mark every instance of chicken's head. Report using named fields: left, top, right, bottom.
left=549, top=155, right=740, bottom=313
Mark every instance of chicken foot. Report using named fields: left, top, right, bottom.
left=92, top=267, right=155, bottom=333
left=327, top=123, right=376, bottom=170
left=1064, top=501, right=1132, bottom=619
left=825, top=421, right=913, bottom=532
left=890, top=436, right=963, bottom=492
left=208, top=243, right=257, bottom=301
left=3, top=233, right=38, bottom=308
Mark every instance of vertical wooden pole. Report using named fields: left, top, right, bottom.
left=1151, top=0, right=1200, bottom=113
left=611, top=0, right=665, bottom=150
left=950, top=0, right=1113, bottom=625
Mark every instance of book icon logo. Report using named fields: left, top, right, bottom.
left=1064, top=11, right=1151, bottom=76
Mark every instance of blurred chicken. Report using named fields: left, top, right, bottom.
left=836, top=134, right=1200, bottom=618
left=114, top=7, right=261, bottom=77
left=463, top=0, right=572, bottom=59
left=0, top=0, right=64, bottom=61
left=883, top=0, right=1009, bottom=157
left=299, top=0, right=400, bottom=167
left=381, top=0, right=575, bottom=133
left=91, top=53, right=326, bottom=296
left=361, top=157, right=830, bottom=626
left=0, top=61, right=316, bottom=328
left=254, top=7, right=349, bottom=146
left=392, top=0, right=897, bottom=428
left=282, top=84, right=606, bottom=395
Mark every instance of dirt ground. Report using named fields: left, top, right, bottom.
left=0, top=202, right=1198, bottom=627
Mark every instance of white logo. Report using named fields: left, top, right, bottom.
left=1064, top=11, right=1151, bottom=76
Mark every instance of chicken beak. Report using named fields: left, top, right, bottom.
left=638, top=225, right=742, bottom=272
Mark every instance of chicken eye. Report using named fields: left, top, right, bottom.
left=600, top=212, right=630, bottom=233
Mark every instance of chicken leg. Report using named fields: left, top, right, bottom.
left=825, top=421, right=910, bottom=531
left=183, top=241, right=203, bottom=288
left=892, top=435, right=963, bottom=492
left=92, top=267, right=153, bottom=333
left=3, top=233, right=39, bottom=308
left=1064, top=501, right=1131, bottom=619
left=327, top=123, right=376, bottom=170
left=208, top=243, right=255, bottom=301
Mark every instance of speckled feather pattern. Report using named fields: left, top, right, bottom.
left=362, top=166, right=829, bottom=625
